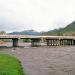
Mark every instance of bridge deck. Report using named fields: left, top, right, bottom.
left=0, top=35, right=75, bottom=39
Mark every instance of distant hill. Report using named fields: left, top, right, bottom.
left=8, top=30, right=40, bottom=35
left=62, top=21, right=75, bottom=35
left=7, top=21, right=75, bottom=36
left=42, top=21, right=75, bottom=36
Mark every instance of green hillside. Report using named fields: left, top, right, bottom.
left=42, top=21, right=75, bottom=36
left=63, top=21, right=75, bottom=35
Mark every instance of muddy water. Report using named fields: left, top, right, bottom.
left=0, top=42, right=31, bottom=47
left=0, top=43, right=75, bottom=75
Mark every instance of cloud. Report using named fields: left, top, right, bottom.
left=0, top=0, right=75, bottom=32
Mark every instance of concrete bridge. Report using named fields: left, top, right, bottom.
left=0, top=35, right=75, bottom=47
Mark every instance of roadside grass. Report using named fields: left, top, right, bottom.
left=0, top=54, right=25, bottom=75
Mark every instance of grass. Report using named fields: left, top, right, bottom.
left=0, top=54, right=25, bottom=75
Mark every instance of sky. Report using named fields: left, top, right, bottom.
left=0, top=0, right=75, bottom=32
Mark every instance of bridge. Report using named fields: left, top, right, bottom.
left=0, top=35, right=75, bottom=47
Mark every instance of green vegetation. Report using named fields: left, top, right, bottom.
left=23, top=39, right=31, bottom=42
left=63, top=21, right=75, bottom=36
left=0, top=31, right=6, bottom=35
left=0, top=54, right=25, bottom=75
left=0, top=31, right=7, bottom=42
left=42, top=28, right=64, bottom=36
left=42, top=21, right=75, bottom=36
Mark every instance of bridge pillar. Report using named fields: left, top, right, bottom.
left=58, top=39, right=60, bottom=46
left=67, top=39, right=70, bottom=45
left=31, top=38, right=41, bottom=47
left=46, top=39, right=52, bottom=46
left=60, top=40, right=62, bottom=46
left=12, top=38, right=18, bottom=47
left=46, top=39, right=49, bottom=46
left=62, top=40, right=65, bottom=46
left=72, top=39, right=74, bottom=45
left=69, top=39, right=74, bottom=45
left=73, top=40, right=75, bottom=45
left=52, top=39, right=56, bottom=46
left=60, top=39, right=74, bottom=46
left=60, top=39, right=64, bottom=46
left=49, top=39, right=52, bottom=46
left=67, top=39, right=72, bottom=45
left=46, top=39, right=53, bottom=46
left=46, top=39, right=59, bottom=46
left=71, top=39, right=74, bottom=45
left=52, top=40, right=54, bottom=46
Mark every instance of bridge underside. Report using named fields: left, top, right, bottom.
left=31, top=38, right=41, bottom=47
left=12, top=38, right=18, bottom=47
left=46, top=39, right=74, bottom=46
left=0, top=36, right=75, bottom=47
left=11, top=39, right=75, bottom=47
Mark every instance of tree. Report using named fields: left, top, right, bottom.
left=0, top=31, right=6, bottom=35
left=23, top=39, right=31, bottom=42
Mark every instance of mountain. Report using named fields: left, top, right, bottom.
left=42, top=21, right=75, bottom=36
left=8, top=30, right=40, bottom=35
left=7, top=21, right=75, bottom=36
left=62, top=21, right=75, bottom=35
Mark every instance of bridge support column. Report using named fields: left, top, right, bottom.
left=73, top=40, right=75, bottom=45
left=52, top=40, right=54, bottom=46
left=12, top=38, right=18, bottom=47
left=71, top=39, right=74, bottom=45
left=62, top=40, right=65, bottom=46
left=31, top=38, right=41, bottom=47
left=60, top=39, right=64, bottom=46
left=58, top=40, right=60, bottom=46
left=50, top=40, right=52, bottom=46
left=46, top=39, right=53, bottom=46
left=72, top=39, right=74, bottom=45
left=67, top=39, right=70, bottom=45
left=68, top=39, right=73, bottom=45
left=46, top=39, right=50, bottom=46
left=60, top=39, right=74, bottom=46
left=46, top=39, right=59, bottom=46
left=52, top=39, right=57, bottom=46
left=51, top=40, right=53, bottom=46
left=60, top=40, right=62, bottom=46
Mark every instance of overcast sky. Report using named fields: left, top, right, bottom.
left=0, top=0, right=75, bottom=32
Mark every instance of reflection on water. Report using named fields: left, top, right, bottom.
left=0, top=42, right=31, bottom=47
left=0, top=42, right=12, bottom=47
